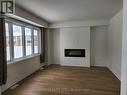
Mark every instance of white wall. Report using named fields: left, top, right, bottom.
left=107, top=10, right=123, bottom=80
left=45, top=28, right=51, bottom=65
left=60, top=27, right=90, bottom=67
left=90, top=26, right=108, bottom=67
left=49, top=29, right=60, bottom=64
left=50, top=26, right=108, bottom=67
left=121, top=0, right=127, bottom=95
left=50, top=27, right=90, bottom=67
left=1, top=56, right=41, bottom=92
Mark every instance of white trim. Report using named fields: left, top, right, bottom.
left=50, top=19, right=109, bottom=28
left=92, top=65, right=107, bottom=67
left=107, top=66, right=121, bottom=81
left=5, top=20, right=41, bottom=64
left=5, top=14, right=44, bottom=27
left=7, top=54, right=40, bottom=65
left=121, top=0, right=127, bottom=95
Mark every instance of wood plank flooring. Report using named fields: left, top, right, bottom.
left=2, top=65, right=120, bottom=95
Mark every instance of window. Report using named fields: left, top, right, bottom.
left=5, top=20, right=41, bottom=63
left=5, top=23, right=10, bottom=61
left=34, top=29, right=39, bottom=54
left=13, top=24, right=23, bottom=59
left=25, top=28, right=32, bottom=56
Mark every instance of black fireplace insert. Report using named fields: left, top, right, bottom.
left=65, top=49, right=85, bottom=57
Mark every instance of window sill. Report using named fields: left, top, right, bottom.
left=7, top=54, right=40, bottom=65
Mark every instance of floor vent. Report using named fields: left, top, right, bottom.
left=10, top=84, right=19, bottom=90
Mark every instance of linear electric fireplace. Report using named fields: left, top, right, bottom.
left=65, top=49, right=85, bottom=57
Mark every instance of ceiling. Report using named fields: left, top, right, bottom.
left=16, top=0, right=123, bottom=23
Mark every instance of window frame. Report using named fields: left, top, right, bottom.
left=13, top=23, right=24, bottom=59
left=5, top=19, right=41, bottom=64
left=25, top=26, right=33, bottom=56
left=33, top=28, right=40, bottom=54
left=5, top=22, right=11, bottom=61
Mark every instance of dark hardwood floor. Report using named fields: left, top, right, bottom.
left=3, top=65, right=120, bottom=95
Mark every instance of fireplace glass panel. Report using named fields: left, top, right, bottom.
left=65, top=49, right=85, bottom=57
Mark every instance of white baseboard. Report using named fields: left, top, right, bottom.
left=107, top=66, right=121, bottom=81
left=92, top=65, right=107, bottom=67
left=60, top=64, right=90, bottom=67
